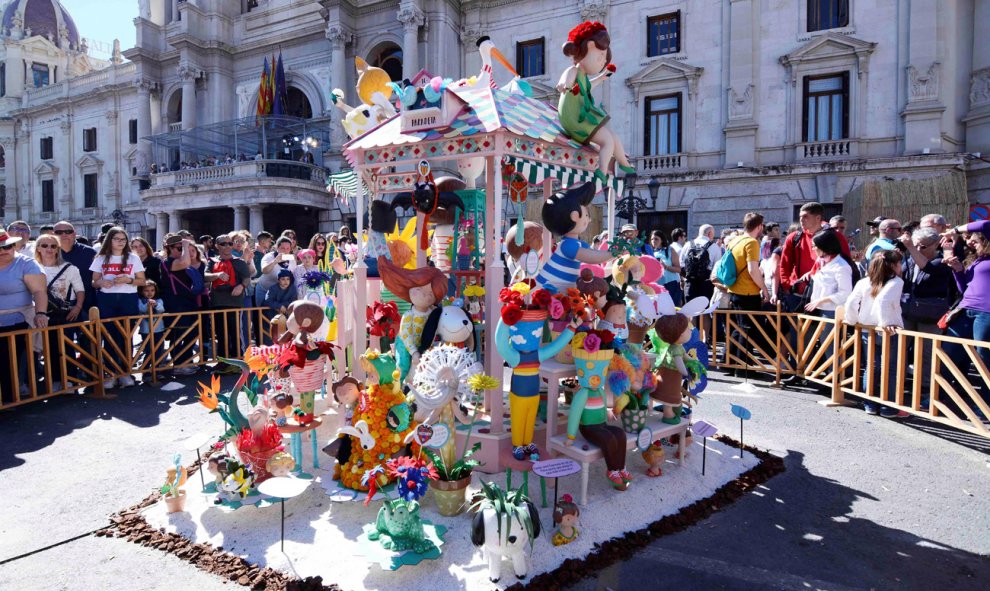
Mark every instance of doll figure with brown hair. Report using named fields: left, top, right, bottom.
left=377, top=256, right=448, bottom=383
left=650, top=295, right=709, bottom=425
left=551, top=494, right=580, bottom=546
left=557, top=21, right=634, bottom=182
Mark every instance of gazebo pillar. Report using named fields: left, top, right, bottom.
left=352, top=166, right=368, bottom=380
left=484, top=150, right=506, bottom=435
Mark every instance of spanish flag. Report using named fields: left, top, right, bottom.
left=256, top=57, right=272, bottom=120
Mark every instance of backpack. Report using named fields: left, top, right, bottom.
left=714, top=237, right=745, bottom=288
left=682, top=240, right=714, bottom=283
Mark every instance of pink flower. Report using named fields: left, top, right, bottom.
left=584, top=333, right=601, bottom=354
left=549, top=298, right=565, bottom=320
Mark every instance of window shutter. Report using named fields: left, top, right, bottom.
left=801, top=76, right=810, bottom=142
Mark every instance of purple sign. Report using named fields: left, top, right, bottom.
left=693, top=420, right=718, bottom=438
left=532, top=458, right=581, bottom=479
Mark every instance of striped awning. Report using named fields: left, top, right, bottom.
left=503, top=156, right=624, bottom=195
left=326, top=169, right=365, bottom=202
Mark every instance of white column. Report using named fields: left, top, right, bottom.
left=155, top=212, right=169, bottom=243
left=248, top=204, right=265, bottom=235
left=327, top=25, right=350, bottom=148
left=484, top=153, right=505, bottom=435
left=59, top=119, right=73, bottom=211
left=353, top=166, right=367, bottom=380
left=398, top=6, right=424, bottom=81
left=169, top=210, right=183, bottom=234
left=179, top=66, right=198, bottom=131
left=136, top=81, right=153, bottom=175
left=233, top=205, right=248, bottom=231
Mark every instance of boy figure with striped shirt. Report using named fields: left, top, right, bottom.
left=536, top=182, right=615, bottom=293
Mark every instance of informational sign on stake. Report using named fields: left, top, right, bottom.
left=730, top=404, right=752, bottom=458
left=533, top=458, right=581, bottom=510
left=692, top=420, right=719, bottom=475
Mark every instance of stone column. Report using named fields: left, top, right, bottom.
left=155, top=212, right=169, bottom=242
left=169, top=210, right=183, bottom=234
left=59, top=118, right=73, bottom=211
left=459, top=26, right=482, bottom=82
left=327, top=25, right=350, bottom=149
left=398, top=6, right=424, bottom=81
left=902, top=0, right=944, bottom=154
left=724, top=0, right=757, bottom=166
left=965, top=0, right=990, bottom=153
left=135, top=80, right=154, bottom=175
left=178, top=66, right=199, bottom=131
left=248, top=204, right=265, bottom=235
left=233, top=205, right=248, bottom=231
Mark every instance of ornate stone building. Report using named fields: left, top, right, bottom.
left=1, top=0, right=988, bottom=242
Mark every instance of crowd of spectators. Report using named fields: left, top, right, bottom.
left=0, top=204, right=987, bottom=423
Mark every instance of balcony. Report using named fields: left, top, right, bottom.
left=149, top=160, right=327, bottom=189
left=634, top=153, right=687, bottom=174
left=798, top=139, right=858, bottom=161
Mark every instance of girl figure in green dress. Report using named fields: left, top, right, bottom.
left=557, top=21, right=635, bottom=183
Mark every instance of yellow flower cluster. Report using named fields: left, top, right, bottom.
left=571, top=332, right=588, bottom=350
left=339, top=382, right=418, bottom=491
left=467, top=373, right=499, bottom=393
left=463, top=285, right=485, bottom=297
left=510, top=282, right=531, bottom=297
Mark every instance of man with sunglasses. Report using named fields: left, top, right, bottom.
left=6, top=221, right=34, bottom=258
left=205, top=234, right=251, bottom=363
left=52, top=221, right=97, bottom=386
left=53, top=222, right=96, bottom=317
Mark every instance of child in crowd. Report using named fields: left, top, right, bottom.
left=293, top=248, right=318, bottom=298
left=264, top=270, right=296, bottom=320
left=137, top=279, right=168, bottom=369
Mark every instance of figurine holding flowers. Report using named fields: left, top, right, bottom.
left=557, top=21, right=635, bottom=182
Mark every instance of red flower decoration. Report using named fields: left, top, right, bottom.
left=499, top=287, right=523, bottom=305
left=606, top=63, right=617, bottom=73
left=532, top=289, right=552, bottom=308
left=501, top=304, right=523, bottom=326
left=567, top=21, right=607, bottom=45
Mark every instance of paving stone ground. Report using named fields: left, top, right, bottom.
left=1, top=369, right=988, bottom=591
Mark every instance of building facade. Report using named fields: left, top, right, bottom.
left=1, top=0, right=988, bottom=242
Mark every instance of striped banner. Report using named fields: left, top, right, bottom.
left=326, top=169, right=365, bottom=202
left=503, top=156, right=624, bottom=195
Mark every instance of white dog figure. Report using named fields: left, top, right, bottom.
left=471, top=500, right=542, bottom=582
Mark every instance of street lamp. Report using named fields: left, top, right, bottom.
left=647, top=176, right=661, bottom=210
left=616, top=182, right=648, bottom=223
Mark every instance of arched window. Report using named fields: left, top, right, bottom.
left=286, top=87, right=312, bottom=119
left=370, top=43, right=403, bottom=82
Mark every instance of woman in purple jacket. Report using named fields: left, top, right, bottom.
left=942, top=220, right=990, bottom=414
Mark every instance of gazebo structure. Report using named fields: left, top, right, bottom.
left=335, top=81, right=625, bottom=470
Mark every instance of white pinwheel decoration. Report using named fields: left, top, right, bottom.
left=410, top=344, right=483, bottom=422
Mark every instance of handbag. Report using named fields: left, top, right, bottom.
left=903, top=261, right=949, bottom=323
left=46, top=264, right=74, bottom=316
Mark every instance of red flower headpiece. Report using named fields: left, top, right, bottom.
left=568, top=21, right=607, bottom=45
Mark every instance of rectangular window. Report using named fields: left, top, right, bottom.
left=128, top=119, right=138, bottom=144
left=808, top=0, right=849, bottom=32
left=32, top=63, right=49, bottom=88
left=516, top=38, right=545, bottom=78
left=41, top=179, right=54, bottom=212
left=644, top=94, right=681, bottom=155
left=0, top=64, right=5, bottom=97
left=83, top=127, right=97, bottom=152
left=803, top=73, right=849, bottom=142
left=647, top=11, right=681, bottom=57
left=40, top=137, right=53, bottom=160
left=84, top=173, right=98, bottom=208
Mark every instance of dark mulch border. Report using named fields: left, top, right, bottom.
left=98, top=435, right=784, bottom=591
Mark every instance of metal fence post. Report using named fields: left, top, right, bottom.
left=88, top=307, right=113, bottom=399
